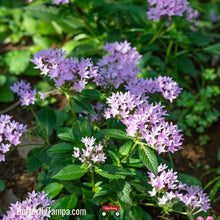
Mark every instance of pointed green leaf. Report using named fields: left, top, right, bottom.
left=118, top=141, right=133, bottom=157
left=43, top=182, right=64, bottom=198
left=49, top=143, right=74, bottom=153
left=139, top=146, right=158, bottom=175
left=38, top=105, right=56, bottom=140
left=52, top=165, right=87, bottom=180
left=100, top=129, right=133, bottom=140
left=72, top=96, right=95, bottom=116
left=204, top=43, right=220, bottom=55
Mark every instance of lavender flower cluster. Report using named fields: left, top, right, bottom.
left=10, top=80, right=37, bottom=106
left=0, top=114, right=27, bottom=162
left=125, top=76, right=183, bottom=103
left=147, top=0, right=199, bottom=25
left=30, top=48, right=98, bottom=92
left=73, top=137, right=106, bottom=168
left=97, top=41, right=142, bottom=89
left=105, top=92, right=183, bottom=153
left=148, top=164, right=211, bottom=215
left=3, top=191, right=53, bottom=220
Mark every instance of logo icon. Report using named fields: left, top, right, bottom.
left=101, top=205, right=120, bottom=217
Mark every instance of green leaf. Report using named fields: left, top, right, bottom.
left=209, top=180, right=220, bottom=200
left=80, top=120, right=91, bottom=137
left=100, top=129, right=133, bottom=140
left=43, top=182, right=64, bottom=198
left=0, top=75, right=6, bottom=87
left=0, top=179, right=6, bottom=192
left=96, top=165, right=136, bottom=179
left=33, top=35, right=57, bottom=48
left=51, top=195, right=78, bottom=220
left=4, top=50, right=31, bottom=75
left=60, top=194, right=77, bottom=209
left=81, top=89, right=101, bottom=100
left=118, top=141, right=133, bottom=157
left=52, top=165, right=87, bottom=180
left=0, top=84, right=14, bottom=103
left=204, top=43, right=220, bottom=55
left=110, top=179, right=132, bottom=205
left=26, top=148, right=48, bottom=174
left=139, top=146, right=158, bottom=175
left=108, top=150, right=120, bottom=165
left=133, top=206, right=144, bottom=220
left=57, top=127, right=75, bottom=142
left=177, top=54, right=197, bottom=77
left=49, top=143, right=74, bottom=154
left=55, top=110, right=68, bottom=127
left=72, top=126, right=82, bottom=143
left=142, top=211, right=152, bottom=220
left=178, top=173, right=202, bottom=186
left=72, top=96, right=95, bottom=116
left=184, top=30, right=213, bottom=47
left=38, top=106, right=56, bottom=140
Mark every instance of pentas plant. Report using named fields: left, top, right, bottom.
left=104, top=91, right=183, bottom=153
left=3, top=191, right=53, bottom=220
left=125, top=76, right=183, bottom=103
left=97, top=41, right=142, bottom=90
left=0, top=114, right=26, bottom=162
left=148, top=164, right=210, bottom=217
left=147, top=0, right=199, bottom=25
left=73, top=137, right=106, bottom=168
left=30, top=48, right=98, bottom=91
left=10, top=80, right=37, bottom=106
left=4, top=40, right=212, bottom=219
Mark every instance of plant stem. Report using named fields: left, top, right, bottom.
left=136, top=141, right=158, bottom=152
left=91, top=169, right=95, bottom=192
left=121, top=142, right=138, bottom=163
left=187, top=213, right=194, bottom=220
left=65, top=92, right=81, bottom=134
left=168, top=152, right=174, bottom=169
left=30, top=107, right=41, bottom=127
left=140, top=202, right=158, bottom=207
left=165, top=40, right=173, bottom=66
left=69, top=2, right=96, bottom=37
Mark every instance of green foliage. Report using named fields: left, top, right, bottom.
left=175, top=69, right=220, bottom=145
left=4, top=50, right=32, bottom=75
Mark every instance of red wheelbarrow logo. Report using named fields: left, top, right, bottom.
left=102, top=205, right=120, bottom=217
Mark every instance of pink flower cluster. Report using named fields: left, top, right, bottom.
left=148, top=164, right=211, bottom=215
left=73, top=137, right=106, bottom=168
left=197, top=217, right=214, bottom=220
left=104, top=92, right=183, bottom=153
left=125, top=76, right=182, bottom=103
left=10, top=80, right=37, bottom=106
left=97, top=41, right=142, bottom=89
left=3, top=191, right=53, bottom=220
left=30, top=48, right=98, bottom=92
left=147, top=0, right=199, bottom=25
left=0, top=114, right=27, bottom=162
